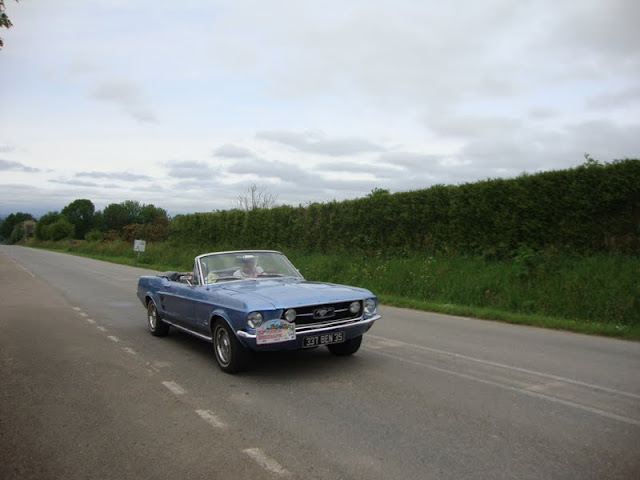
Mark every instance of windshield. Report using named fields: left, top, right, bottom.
left=197, top=251, right=303, bottom=284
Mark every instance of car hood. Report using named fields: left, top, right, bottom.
left=218, top=278, right=373, bottom=310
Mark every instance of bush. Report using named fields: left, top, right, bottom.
left=166, top=159, right=640, bottom=256
left=85, top=229, right=104, bottom=242
left=35, top=212, right=63, bottom=240
left=121, top=220, right=168, bottom=242
left=1, top=212, right=35, bottom=241
left=47, top=218, right=75, bottom=240
left=8, top=220, right=36, bottom=244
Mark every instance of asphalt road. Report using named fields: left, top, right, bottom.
left=1, top=245, right=639, bottom=479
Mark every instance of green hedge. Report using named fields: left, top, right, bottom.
left=168, top=159, right=640, bottom=255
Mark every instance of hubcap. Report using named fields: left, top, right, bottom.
left=215, top=327, right=231, bottom=366
left=148, top=304, right=157, bottom=330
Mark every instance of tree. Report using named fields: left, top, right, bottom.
left=102, top=203, right=129, bottom=232
left=0, top=212, right=34, bottom=240
left=234, top=184, right=278, bottom=211
left=62, top=199, right=95, bottom=239
left=140, top=204, right=169, bottom=225
left=9, top=219, right=35, bottom=244
left=34, top=212, right=75, bottom=241
left=367, top=188, right=390, bottom=198
left=0, top=0, right=16, bottom=50
left=48, top=217, right=75, bottom=240
left=122, top=200, right=144, bottom=224
left=92, top=210, right=105, bottom=232
left=101, top=200, right=167, bottom=233
left=35, top=211, right=62, bottom=240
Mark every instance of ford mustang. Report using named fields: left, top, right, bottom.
left=136, top=250, right=381, bottom=373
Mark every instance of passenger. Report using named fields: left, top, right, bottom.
left=234, top=255, right=264, bottom=279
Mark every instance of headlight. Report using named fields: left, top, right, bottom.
left=349, top=301, right=361, bottom=314
left=284, top=309, right=297, bottom=322
left=247, top=311, right=263, bottom=328
left=364, top=298, right=377, bottom=314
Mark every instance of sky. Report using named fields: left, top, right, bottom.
left=1, top=0, right=639, bottom=218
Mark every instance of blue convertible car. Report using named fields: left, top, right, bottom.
left=137, top=250, right=381, bottom=373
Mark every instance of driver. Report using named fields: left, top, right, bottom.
left=233, top=255, right=264, bottom=279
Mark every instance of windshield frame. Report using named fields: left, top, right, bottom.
left=194, top=250, right=303, bottom=285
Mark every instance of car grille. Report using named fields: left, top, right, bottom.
left=282, top=300, right=362, bottom=327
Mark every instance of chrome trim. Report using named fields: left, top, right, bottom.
left=166, top=321, right=212, bottom=342
left=295, top=317, right=362, bottom=333
left=236, top=314, right=381, bottom=340
left=195, top=250, right=304, bottom=283
left=297, top=307, right=349, bottom=317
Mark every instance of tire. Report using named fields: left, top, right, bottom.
left=147, top=300, right=170, bottom=337
left=327, top=335, right=362, bottom=356
left=212, top=319, right=251, bottom=373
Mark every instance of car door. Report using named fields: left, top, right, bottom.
left=159, top=278, right=197, bottom=329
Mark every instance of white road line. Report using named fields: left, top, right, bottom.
left=12, top=260, right=35, bottom=277
left=195, top=410, right=226, bottom=429
left=162, top=381, right=185, bottom=396
left=242, top=448, right=290, bottom=477
left=78, top=312, right=88, bottom=318
left=72, top=307, right=81, bottom=311
left=96, top=326, right=108, bottom=332
left=123, top=347, right=137, bottom=355
left=86, top=318, right=96, bottom=324
left=367, top=334, right=640, bottom=400
left=107, top=335, right=119, bottom=342
left=372, top=349, right=640, bottom=428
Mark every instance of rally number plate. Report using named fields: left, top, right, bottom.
left=302, top=331, right=345, bottom=348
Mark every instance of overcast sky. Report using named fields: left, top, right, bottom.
left=1, top=0, right=638, bottom=218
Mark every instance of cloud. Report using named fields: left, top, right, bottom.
left=314, top=160, right=404, bottom=178
left=565, top=121, right=640, bottom=159
left=225, top=157, right=318, bottom=184
left=212, top=144, right=255, bottom=158
left=76, top=171, right=153, bottom=181
left=379, top=152, right=443, bottom=169
left=545, top=1, right=640, bottom=57
left=0, top=184, right=78, bottom=218
left=0, top=144, right=16, bottom=153
left=428, top=115, right=524, bottom=139
left=49, top=179, right=107, bottom=188
left=165, top=160, right=218, bottom=180
left=89, top=80, right=158, bottom=123
left=0, top=159, right=40, bottom=173
left=67, top=58, right=101, bottom=76
left=587, top=85, right=640, bottom=110
left=1, top=1, right=638, bottom=218
left=256, top=130, right=386, bottom=156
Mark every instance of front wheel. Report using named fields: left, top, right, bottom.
left=212, top=320, right=251, bottom=373
left=147, top=301, right=169, bottom=337
left=327, top=335, right=362, bottom=356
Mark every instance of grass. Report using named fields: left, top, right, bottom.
left=25, top=239, right=640, bottom=341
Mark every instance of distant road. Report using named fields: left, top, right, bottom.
left=1, top=245, right=639, bottom=479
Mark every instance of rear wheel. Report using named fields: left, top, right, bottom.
left=212, top=319, right=250, bottom=373
left=147, top=301, right=170, bottom=337
left=327, top=335, right=362, bottom=356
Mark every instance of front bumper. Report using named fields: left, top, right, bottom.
left=236, top=314, right=381, bottom=351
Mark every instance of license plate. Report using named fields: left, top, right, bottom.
left=302, top=332, right=345, bottom=348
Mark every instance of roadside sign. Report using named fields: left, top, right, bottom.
left=134, top=239, right=146, bottom=253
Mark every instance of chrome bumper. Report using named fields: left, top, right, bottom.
left=236, top=314, right=381, bottom=340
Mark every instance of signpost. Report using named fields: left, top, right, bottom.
left=133, top=239, right=146, bottom=259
